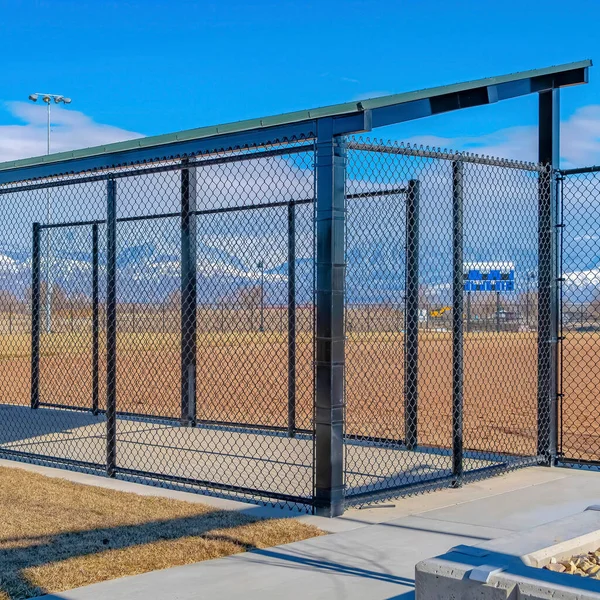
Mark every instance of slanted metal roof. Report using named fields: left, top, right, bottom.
left=0, top=59, right=591, bottom=177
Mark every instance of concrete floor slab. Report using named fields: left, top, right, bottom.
left=0, top=403, right=497, bottom=504
left=23, top=465, right=600, bottom=600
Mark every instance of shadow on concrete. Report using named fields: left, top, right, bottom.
left=0, top=404, right=105, bottom=446
left=243, top=545, right=416, bottom=588
left=1, top=509, right=267, bottom=599
left=4, top=509, right=417, bottom=600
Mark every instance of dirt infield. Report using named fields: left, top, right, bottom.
left=0, top=331, right=596, bottom=461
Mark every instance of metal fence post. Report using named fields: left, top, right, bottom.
left=288, top=201, right=297, bottom=438
left=314, top=119, right=346, bottom=517
left=30, top=222, right=41, bottom=410
left=452, top=160, right=464, bottom=486
left=92, top=223, right=99, bottom=415
left=181, top=161, right=197, bottom=427
left=537, top=89, right=560, bottom=464
left=106, top=179, right=117, bottom=477
left=404, top=179, right=420, bottom=450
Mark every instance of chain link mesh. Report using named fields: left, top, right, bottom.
left=0, top=141, right=317, bottom=510
left=343, top=137, right=547, bottom=505
left=0, top=131, right=565, bottom=512
left=560, top=167, right=600, bottom=465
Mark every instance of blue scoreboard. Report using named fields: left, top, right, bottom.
left=463, top=262, right=515, bottom=292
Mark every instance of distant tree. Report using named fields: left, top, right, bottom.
left=24, top=282, right=68, bottom=312
left=232, top=286, right=262, bottom=310
left=70, top=292, right=90, bottom=311
left=588, top=289, right=600, bottom=321
left=223, top=285, right=262, bottom=330
left=0, top=290, right=18, bottom=309
left=166, top=290, right=181, bottom=310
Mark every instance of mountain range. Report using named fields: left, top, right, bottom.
left=0, top=241, right=596, bottom=305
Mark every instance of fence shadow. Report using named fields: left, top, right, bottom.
left=0, top=509, right=266, bottom=599
left=0, top=404, right=104, bottom=446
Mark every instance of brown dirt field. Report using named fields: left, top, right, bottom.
left=0, top=331, right=597, bottom=462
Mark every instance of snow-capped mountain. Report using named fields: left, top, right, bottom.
left=0, top=241, right=597, bottom=306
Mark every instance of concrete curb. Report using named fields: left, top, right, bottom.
left=416, top=508, right=600, bottom=599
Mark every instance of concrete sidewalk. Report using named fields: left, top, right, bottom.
left=25, top=464, right=600, bottom=600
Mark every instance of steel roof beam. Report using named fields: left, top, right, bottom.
left=371, top=67, right=589, bottom=129
left=0, top=61, right=590, bottom=185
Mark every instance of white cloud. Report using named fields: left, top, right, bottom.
left=0, top=101, right=143, bottom=163
left=404, top=105, right=600, bottom=169
left=564, top=267, right=600, bottom=288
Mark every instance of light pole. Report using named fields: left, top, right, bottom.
left=526, top=270, right=535, bottom=330
left=257, top=260, right=265, bottom=332
left=28, top=93, right=72, bottom=333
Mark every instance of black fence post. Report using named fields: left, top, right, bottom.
left=314, top=120, right=346, bottom=517
left=30, top=222, right=41, bottom=410
left=106, top=179, right=117, bottom=477
left=537, top=89, right=560, bottom=464
left=92, top=223, right=99, bottom=416
left=452, top=160, right=464, bottom=486
left=180, top=161, right=197, bottom=427
left=288, top=201, right=297, bottom=438
left=404, top=179, right=420, bottom=450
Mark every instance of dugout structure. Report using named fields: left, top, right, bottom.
left=0, top=60, right=593, bottom=517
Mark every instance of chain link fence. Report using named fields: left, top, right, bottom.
left=0, top=141, right=317, bottom=509
left=0, top=132, right=566, bottom=512
left=343, top=139, right=547, bottom=505
left=559, top=166, right=600, bottom=466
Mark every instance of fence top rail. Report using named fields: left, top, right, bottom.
left=561, top=165, right=600, bottom=176
left=36, top=186, right=407, bottom=230
left=347, top=139, right=545, bottom=172
left=0, top=144, right=314, bottom=196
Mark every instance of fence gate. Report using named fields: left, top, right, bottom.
left=559, top=166, right=600, bottom=466
left=342, top=138, right=545, bottom=507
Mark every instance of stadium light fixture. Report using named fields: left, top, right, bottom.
left=27, top=92, right=73, bottom=333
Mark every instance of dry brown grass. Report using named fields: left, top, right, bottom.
left=0, top=466, right=322, bottom=600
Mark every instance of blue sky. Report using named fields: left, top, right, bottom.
left=0, top=0, right=599, bottom=166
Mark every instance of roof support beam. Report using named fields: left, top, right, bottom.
left=0, top=60, right=589, bottom=184
left=0, top=120, right=318, bottom=184
left=371, top=67, right=588, bottom=129
left=0, top=110, right=371, bottom=185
